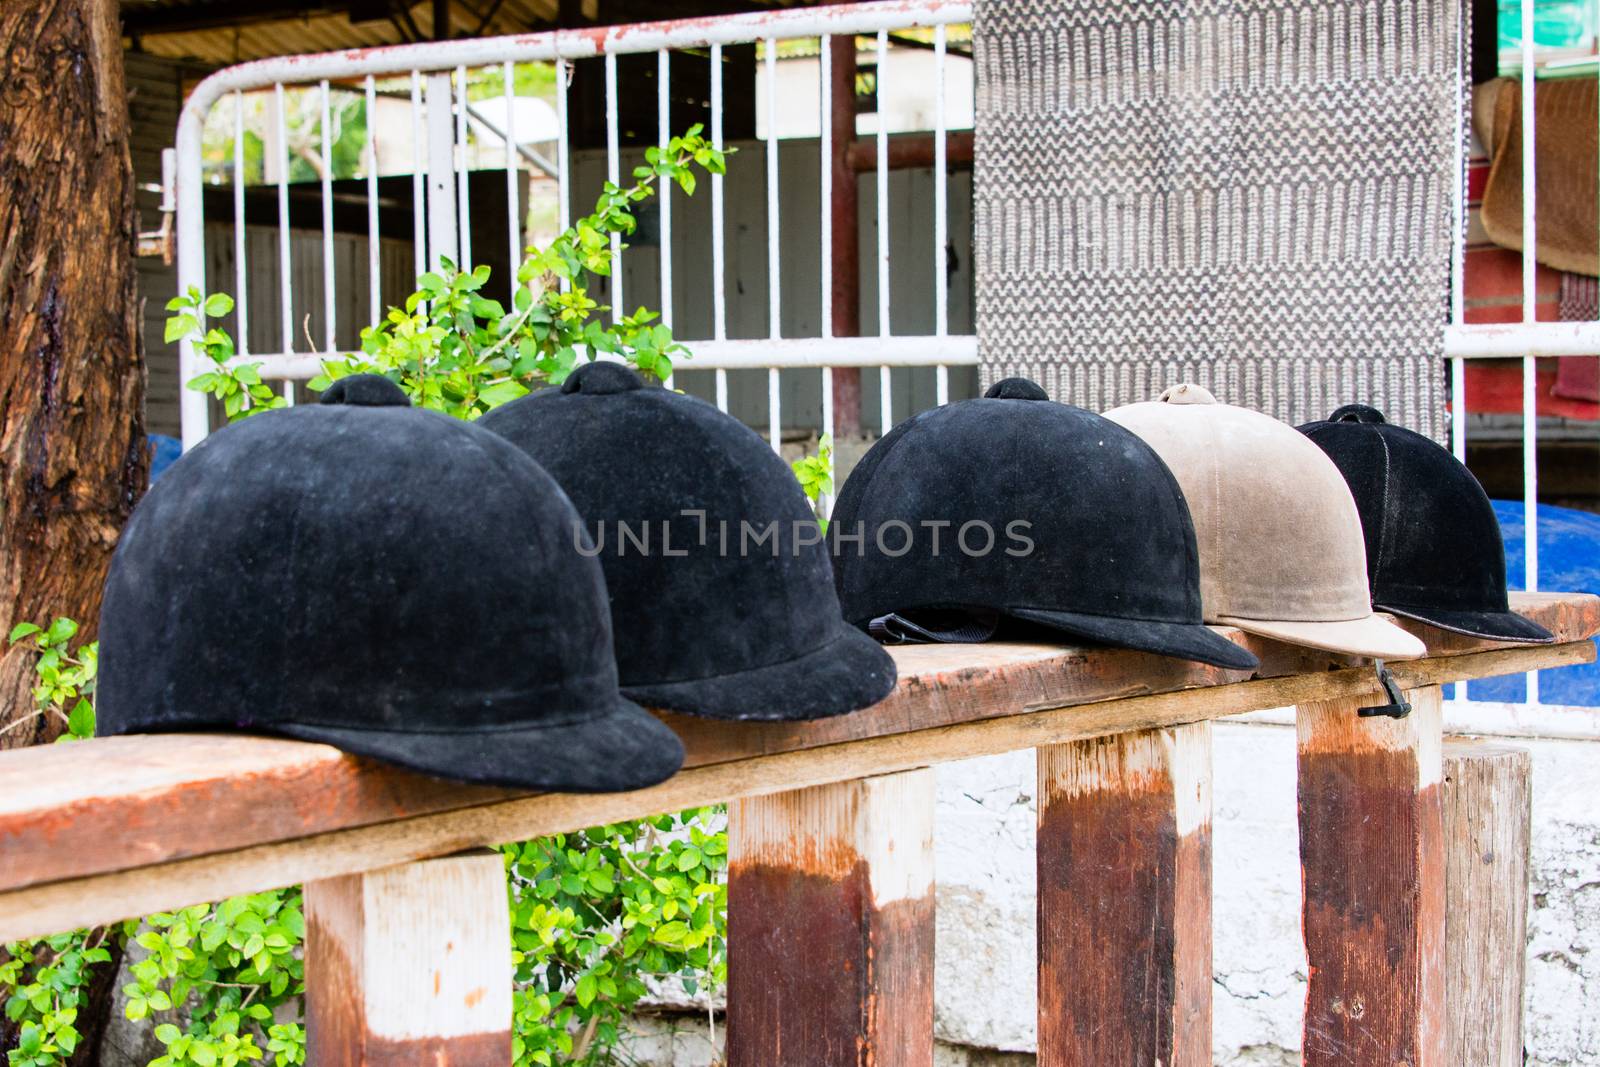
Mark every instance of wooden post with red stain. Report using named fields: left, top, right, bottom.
left=1298, top=683, right=1446, bottom=1067
left=303, top=849, right=512, bottom=1066
left=1036, top=720, right=1214, bottom=1067
left=725, top=769, right=936, bottom=1067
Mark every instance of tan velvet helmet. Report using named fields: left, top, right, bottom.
left=1104, top=383, right=1426, bottom=660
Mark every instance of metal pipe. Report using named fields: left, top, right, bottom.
left=846, top=130, right=974, bottom=171
left=829, top=32, right=863, bottom=437
left=1443, top=321, right=1600, bottom=357
left=234, top=92, right=249, bottom=356
left=410, top=72, right=426, bottom=280
left=320, top=79, right=336, bottom=351
left=455, top=65, right=473, bottom=273
left=712, top=43, right=729, bottom=412
left=503, top=61, right=520, bottom=288
left=875, top=29, right=892, bottom=433
left=229, top=335, right=979, bottom=380
left=365, top=75, right=381, bottom=328
left=275, top=82, right=294, bottom=381
left=606, top=51, right=622, bottom=324
left=1520, top=0, right=1539, bottom=704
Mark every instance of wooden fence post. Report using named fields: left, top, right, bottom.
left=1444, top=740, right=1532, bottom=1067
left=1036, top=720, right=1213, bottom=1067
left=1298, top=683, right=1446, bottom=1067
left=725, top=769, right=936, bottom=1067
left=303, top=849, right=512, bottom=1066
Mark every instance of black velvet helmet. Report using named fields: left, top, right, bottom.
left=97, top=374, right=684, bottom=792
left=1298, top=403, right=1554, bottom=643
left=829, top=377, right=1259, bottom=670
left=478, top=361, right=897, bottom=720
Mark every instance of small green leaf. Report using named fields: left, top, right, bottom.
left=67, top=697, right=94, bottom=739
left=165, top=315, right=199, bottom=344
left=8, top=622, right=41, bottom=643
left=203, top=293, right=235, bottom=317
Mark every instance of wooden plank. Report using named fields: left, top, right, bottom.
left=1037, top=721, right=1212, bottom=1067
left=1298, top=685, right=1447, bottom=1067
left=304, top=849, right=511, bottom=1066
left=725, top=770, right=935, bottom=1067
left=0, top=640, right=1590, bottom=942
left=1444, top=740, right=1531, bottom=1067
left=3, top=592, right=1593, bottom=895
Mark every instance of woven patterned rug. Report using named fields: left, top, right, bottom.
left=973, top=0, right=1464, bottom=440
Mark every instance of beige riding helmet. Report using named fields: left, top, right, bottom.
left=1104, top=383, right=1426, bottom=660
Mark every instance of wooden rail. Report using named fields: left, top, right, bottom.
left=1, top=591, right=1595, bottom=1064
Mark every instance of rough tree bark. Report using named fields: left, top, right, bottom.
left=0, top=0, right=147, bottom=748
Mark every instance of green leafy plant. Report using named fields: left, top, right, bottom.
left=504, top=812, right=727, bottom=1066
left=170, top=291, right=288, bottom=425
left=308, top=125, right=727, bottom=419
left=2, top=927, right=127, bottom=1067
left=791, top=433, right=834, bottom=528
left=3, top=619, right=97, bottom=745
left=124, top=893, right=306, bottom=1067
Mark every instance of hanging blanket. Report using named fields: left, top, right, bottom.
left=973, top=0, right=1465, bottom=440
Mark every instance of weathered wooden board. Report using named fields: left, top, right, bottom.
left=2, top=591, right=1591, bottom=897
left=1444, top=740, right=1531, bottom=1067
left=0, top=640, right=1590, bottom=943
left=303, top=849, right=512, bottom=1065
left=726, top=771, right=935, bottom=1067
left=1298, top=685, right=1447, bottom=1067
left=1037, top=722, right=1212, bottom=1067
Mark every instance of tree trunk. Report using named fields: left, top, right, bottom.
left=0, top=0, right=147, bottom=747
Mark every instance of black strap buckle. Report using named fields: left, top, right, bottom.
left=1358, top=660, right=1412, bottom=719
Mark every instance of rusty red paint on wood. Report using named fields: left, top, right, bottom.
left=1037, top=755, right=1211, bottom=1066
left=1299, top=698, right=1447, bottom=1067
left=305, top=889, right=366, bottom=1067
left=726, top=860, right=934, bottom=1067
left=362, top=1033, right=510, bottom=1066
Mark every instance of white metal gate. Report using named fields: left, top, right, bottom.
left=173, top=0, right=978, bottom=452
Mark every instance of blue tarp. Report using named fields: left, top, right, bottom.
left=149, top=434, right=182, bottom=483
left=1466, top=501, right=1600, bottom=705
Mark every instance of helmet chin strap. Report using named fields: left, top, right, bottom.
left=868, top=608, right=1002, bottom=645
left=1358, top=660, right=1412, bottom=719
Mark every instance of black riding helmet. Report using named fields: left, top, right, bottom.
left=478, top=361, right=897, bottom=721
left=1298, top=403, right=1553, bottom=643
left=98, top=374, right=684, bottom=792
left=829, top=377, right=1259, bottom=670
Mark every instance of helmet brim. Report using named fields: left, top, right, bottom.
left=1215, top=613, right=1427, bottom=660
left=1008, top=607, right=1260, bottom=671
left=1376, top=602, right=1555, bottom=644
left=623, top=625, right=898, bottom=721
left=274, top=696, right=684, bottom=793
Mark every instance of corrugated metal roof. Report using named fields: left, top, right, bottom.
left=121, top=0, right=813, bottom=67
left=125, top=0, right=557, bottom=65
